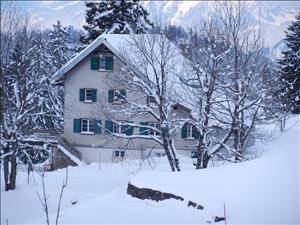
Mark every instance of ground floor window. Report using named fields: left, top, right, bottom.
left=114, top=150, right=125, bottom=158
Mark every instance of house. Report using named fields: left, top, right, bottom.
left=50, top=34, right=202, bottom=167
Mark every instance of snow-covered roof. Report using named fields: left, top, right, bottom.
left=52, top=33, right=190, bottom=112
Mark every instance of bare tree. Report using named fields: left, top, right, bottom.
left=97, top=34, right=185, bottom=171
left=214, top=1, right=271, bottom=160
left=179, top=19, right=235, bottom=169
left=37, top=168, right=68, bottom=225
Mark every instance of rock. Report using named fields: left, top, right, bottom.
left=127, top=183, right=184, bottom=202
left=214, top=216, right=225, bottom=222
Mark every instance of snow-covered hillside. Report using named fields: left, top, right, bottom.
left=1, top=116, right=299, bottom=224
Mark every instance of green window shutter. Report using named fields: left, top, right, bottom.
left=139, top=122, right=148, bottom=135
left=126, top=121, right=134, bottom=136
left=79, top=89, right=85, bottom=102
left=105, top=56, right=113, bottom=70
left=73, top=119, right=81, bottom=133
left=92, top=89, right=97, bottom=102
left=108, top=90, right=114, bottom=103
left=120, top=90, right=126, bottom=99
left=192, top=125, right=200, bottom=139
left=181, top=123, right=187, bottom=139
left=105, top=120, right=113, bottom=134
left=94, top=120, right=102, bottom=134
left=91, top=57, right=100, bottom=70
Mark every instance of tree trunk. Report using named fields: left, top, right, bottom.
left=3, top=156, right=10, bottom=191
left=196, top=142, right=210, bottom=169
left=168, top=138, right=180, bottom=171
left=162, top=138, right=176, bottom=172
left=3, top=153, right=17, bottom=191
left=9, top=153, right=17, bottom=190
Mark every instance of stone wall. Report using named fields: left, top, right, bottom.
left=52, top=148, right=77, bottom=170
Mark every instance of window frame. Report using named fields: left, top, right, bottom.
left=99, top=56, right=106, bottom=70
left=186, top=123, right=194, bottom=139
left=84, top=89, right=93, bottom=102
left=112, top=122, right=122, bottom=134
left=112, top=89, right=125, bottom=104
left=146, top=96, right=156, bottom=105
left=114, top=150, right=125, bottom=158
left=81, top=119, right=95, bottom=134
left=148, top=122, right=160, bottom=136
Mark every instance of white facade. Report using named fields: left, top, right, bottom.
left=57, top=35, right=198, bottom=163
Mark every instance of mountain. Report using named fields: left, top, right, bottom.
left=18, top=1, right=299, bottom=48
left=141, top=1, right=298, bottom=48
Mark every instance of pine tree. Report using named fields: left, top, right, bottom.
left=80, top=0, right=153, bottom=45
left=28, top=30, right=63, bottom=129
left=278, top=13, right=300, bottom=114
left=48, top=20, right=72, bottom=70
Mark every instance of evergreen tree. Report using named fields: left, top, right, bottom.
left=28, top=30, right=63, bottom=129
left=278, top=13, right=300, bottom=114
left=48, top=20, right=72, bottom=70
left=81, top=0, right=153, bottom=45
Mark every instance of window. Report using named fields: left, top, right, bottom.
left=181, top=123, right=199, bottom=139
left=114, top=150, right=125, bottom=158
left=108, top=89, right=126, bottom=103
left=113, top=122, right=121, bottom=134
left=91, top=56, right=114, bottom=71
left=111, top=122, right=133, bottom=135
left=80, top=89, right=97, bottom=102
left=155, top=152, right=166, bottom=157
left=186, top=124, right=193, bottom=138
left=81, top=119, right=95, bottom=133
left=148, top=122, right=160, bottom=136
left=100, top=57, right=106, bottom=70
left=146, top=96, right=156, bottom=105
left=85, top=89, right=93, bottom=102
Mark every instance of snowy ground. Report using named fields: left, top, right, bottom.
left=1, top=116, right=299, bottom=224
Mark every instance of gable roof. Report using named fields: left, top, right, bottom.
left=52, top=34, right=123, bottom=83
left=52, top=33, right=192, bottom=112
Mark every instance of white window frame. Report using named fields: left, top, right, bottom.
left=148, top=122, right=160, bottom=136
left=81, top=119, right=95, bottom=134
left=112, top=90, right=125, bottom=104
left=112, top=122, right=121, bottom=134
left=186, top=124, right=194, bottom=139
left=84, top=89, right=93, bottom=102
left=99, top=56, right=106, bottom=70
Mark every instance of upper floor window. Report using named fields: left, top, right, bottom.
left=181, top=123, right=199, bottom=139
left=108, top=89, right=126, bottom=104
left=81, top=119, right=95, bottom=133
left=90, top=56, right=114, bottom=71
left=146, top=96, right=156, bottom=105
left=79, top=88, right=97, bottom=102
